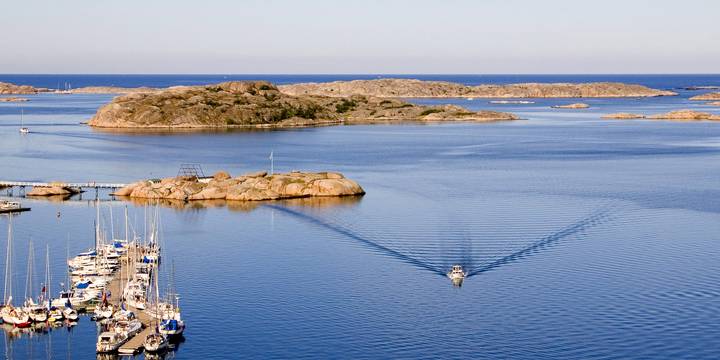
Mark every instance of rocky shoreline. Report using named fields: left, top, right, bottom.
left=87, top=81, right=518, bottom=129
left=0, top=97, right=29, bottom=102
left=113, top=170, right=365, bottom=201
left=0, top=82, right=48, bottom=94
left=279, top=79, right=677, bottom=98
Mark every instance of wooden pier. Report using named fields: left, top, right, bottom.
left=105, top=247, right=158, bottom=355
left=0, top=180, right=128, bottom=190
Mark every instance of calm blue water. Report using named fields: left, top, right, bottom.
left=0, top=75, right=719, bottom=359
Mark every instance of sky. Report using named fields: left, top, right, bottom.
left=1, top=0, right=719, bottom=74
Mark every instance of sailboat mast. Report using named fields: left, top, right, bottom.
left=4, top=214, right=13, bottom=305
left=125, top=206, right=129, bottom=243
left=46, top=244, right=51, bottom=310
left=25, top=239, right=34, bottom=303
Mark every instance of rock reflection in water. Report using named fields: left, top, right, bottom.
left=115, top=194, right=363, bottom=212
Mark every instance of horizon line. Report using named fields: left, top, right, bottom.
left=2, top=73, right=720, bottom=76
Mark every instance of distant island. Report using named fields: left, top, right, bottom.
left=114, top=170, right=365, bottom=201
left=279, top=79, right=677, bottom=98
left=551, top=103, right=590, bottom=109
left=0, top=81, right=48, bottom=94
left=87, top=81, right=518, bottom=129
left=0, top=97, right=29, bottom=102
left=690, top=92, right=720, bottom=101
left=603, top=110, right=720, bottom=121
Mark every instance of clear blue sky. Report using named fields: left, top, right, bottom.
left=2, top=0, right=718, bottom=74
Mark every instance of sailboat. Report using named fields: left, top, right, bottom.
left=1, top=214, right=31, bottom=327
left=19, top=108, right=29, bottom=134
left=43, top=245, right=65, bottom=323
left=24, top=240, right=49, bottom=322
left=144, top=254, right=168, bottom=353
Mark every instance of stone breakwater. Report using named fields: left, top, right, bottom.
left=279, top=79, right=677, bottom=98
left=113, top=171, right=365, bottom=201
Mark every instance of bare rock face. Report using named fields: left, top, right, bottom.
left=279, top=79, right=677, bottom=98
left=27, top=186, right=80, bottom=197
left=602, top=113, right=646, bottom=119
left=114, top=171, right=365, bottom=201
left=689, top=92, right=720, bottom=101
left=648, top=110, right=720, bottom=121
left=707, top=101, right=720, bottom=106
left=551, top=103, right=590, bottom=109
left=87, top=81, right=517, bottom=129
left=0, top=97, right=29, bottom=102
left=0, top=82, right=47, bottom=95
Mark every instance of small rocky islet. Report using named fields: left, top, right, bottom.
left=113, top=170, right=365, bottom=201
left=602, top=110, right=720, bottom=121
left=551, top=103, right=590, bottom=109
left=689, top=92, right=720, bottom=101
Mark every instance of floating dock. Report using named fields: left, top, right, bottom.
left=0, top=181, right=128, bottom=190
left=0, top=207, right=30, bottom=214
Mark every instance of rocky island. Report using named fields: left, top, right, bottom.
left=551, top=103, right=590, bottom=109
left=690, top=92, right=720, bottom=101
left=602, top=113, right=646, bottom=119
left=0, top=82, right=47, bottom=94
left=88, top=81, right=518, bottom=129
left=0, top=97, right=29, bottom=102
left=69, top=86, right=159, bottom=94
left=114, top=170, right=365, bottom=201
left=648, top=110, right=720, bottom=121
left=602, top=110, right=720, bottom=121
left=279, top=79, right=677, bottom=98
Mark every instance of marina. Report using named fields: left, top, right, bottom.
left=1, top=203, right=185, bottom=357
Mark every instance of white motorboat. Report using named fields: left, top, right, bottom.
left=94, top=303, right=115, bottom=320
left=447, top=265, right=466, bottom=286
left=144, top=332, right=169, bottom=353
left=63, top=306, right=78, bottom=321
left=111, top=318, right=143, bottom=338
left=96, top=331, right=128, bottom=353
left=0, top=200, right=23, bottom=212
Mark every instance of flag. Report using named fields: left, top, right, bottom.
left=41, top=285, right=46, bottom=293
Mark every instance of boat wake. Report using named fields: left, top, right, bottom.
left=265, top=203, right=616, bottom=280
